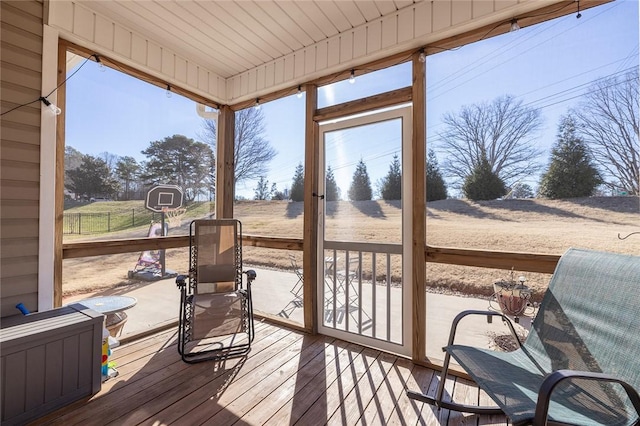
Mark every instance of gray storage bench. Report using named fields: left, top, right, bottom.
left=1, top=304, right=103, bottom=425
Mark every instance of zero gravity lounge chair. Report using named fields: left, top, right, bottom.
left=176, top=219, right=256, bottom=363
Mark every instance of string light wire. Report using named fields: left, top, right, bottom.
left=1, top=53, right=98, bottom=117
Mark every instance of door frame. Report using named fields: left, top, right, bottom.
left=317, top=104, right=413, bottom=357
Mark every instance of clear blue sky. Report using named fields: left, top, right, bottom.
left=66, top=0, right=638, bottom=199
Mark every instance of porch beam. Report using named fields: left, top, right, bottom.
left=216, top=105, right=235, bottom=219
left=424, top=0, right=611, bottom=56
left=61, top=236, right=560, bottom=275
left=314, top=87, right=412, bottom=123
left=63, top=42, right=220, bottom=110
left=412, top=51, right=427, bottom=363
left=426, top=246, right=559, bottom=274
left=53, top=41, right=67, bottom=308
left=303, top=83, right=319, bottom=334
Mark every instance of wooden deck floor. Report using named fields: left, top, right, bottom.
left=30, top=321, right=508, bottom=426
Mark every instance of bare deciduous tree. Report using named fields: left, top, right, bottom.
left=201, top=107, right=277, bottom=184
left=98, top=151, right=120, bottom=172
left=572, top=68, right=639, bottom=195
left=439, top=95, right=543, bottom=187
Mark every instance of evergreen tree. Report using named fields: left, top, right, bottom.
left=253, top=176, right=271, bottom=200
left=379, top=154, right=402, bottom=200
left=325, top=165, right=339, bottom=201
left=426, top=149, right=447, bottom=201
left=114, top=156, right=141, bottom=200
left=140, top=134, right=212, bottom=202
left=462, top=153, right=506, bottom=200
left=538, top=116, right=602, bottom=199
left=348, top=159, right=372, bottom=201
left=66, top=154, right=119, bottom=200
left=271, top=183, right=286, bottom=200
left=290, top=163, right=305, bottom=201
left=64, top=146, right=84, bottom=198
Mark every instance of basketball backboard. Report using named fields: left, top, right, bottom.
left=145, top=185, right=184, bottom=212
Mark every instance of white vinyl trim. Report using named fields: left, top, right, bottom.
left=317, top=105, right=413, bottom=357
left=38, top=25, right=60, bottom=312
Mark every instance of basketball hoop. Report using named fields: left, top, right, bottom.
left=162, top=207, right=187, bottom=228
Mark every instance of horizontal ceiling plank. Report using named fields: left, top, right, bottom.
left=356, top=1, right=384, bottom=22
left=194, top=1, right=281, bottom=63
left=132, top=1, right=241, bottom=75
left=394, top=0, right=416, bottom=10
left=238, top=0, right=303, bottom=53
left=86, top=0, right=237, bottom=77
left=374, top=1, right=398, bottom=16
left=335, top=1, right=367, bottom=27
left=494, top=0, right=519, bottom=12
left=216, top=1, right=293, bottom=57
left=161, top=1, right=259, bottom=72
left=282, top=2, right=328, bottom=42
left=318, top=1, right=352, bottom=32
left=367, top=21, right=382, bottom=54
left=67, top=0, right=611, bottom=106
left=254, top=1, right=313, bottom=48
left=297, top=1, right=340, bottom=38
left=179, top=2, right=272, bottom=69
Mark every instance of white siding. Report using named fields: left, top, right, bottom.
left=1, top=0, right=43, bottom=317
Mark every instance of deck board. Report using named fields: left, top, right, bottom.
left=28, top=322, right=508, bottom=426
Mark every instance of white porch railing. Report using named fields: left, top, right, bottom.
left=323, top=241, right=403, bottom=345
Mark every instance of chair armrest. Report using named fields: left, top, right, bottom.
left=445, top=310, right=522, bottom=350
left=176, top=275, right=187, bottom=289
left=533, top=369, right=640, bottom=426
left=244, top=270, right=257, bottom=285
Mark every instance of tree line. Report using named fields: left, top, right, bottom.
left=66, top=68, right=638, bottom=203
left=65, top=108, right=275, bottom=203
left=254, top=151, right=449, bottom=203
left=256, top=68, right=637, bottom=202
left=440, top=68, right=638, bottom=200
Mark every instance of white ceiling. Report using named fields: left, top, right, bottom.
left=78, top=0, right=420, bottom=80
left=63, top=0, right=603, bottom=104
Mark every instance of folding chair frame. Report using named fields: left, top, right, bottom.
left=176, top=219, right=256, bottom=363
left=288, top=254, right=303, bottom=299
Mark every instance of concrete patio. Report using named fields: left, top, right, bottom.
left=63, top=267, right=533, bottom=360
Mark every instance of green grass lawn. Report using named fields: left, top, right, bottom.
left=63, top=200, right=215, bottom=235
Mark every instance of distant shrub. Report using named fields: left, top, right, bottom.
left=462, top=156, right=506, bottom=201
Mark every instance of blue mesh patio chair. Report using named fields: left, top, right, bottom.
left=408, top=248, right=640, bottom=426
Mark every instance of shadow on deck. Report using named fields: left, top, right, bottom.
left=29, top=322, right=507, bottom=425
